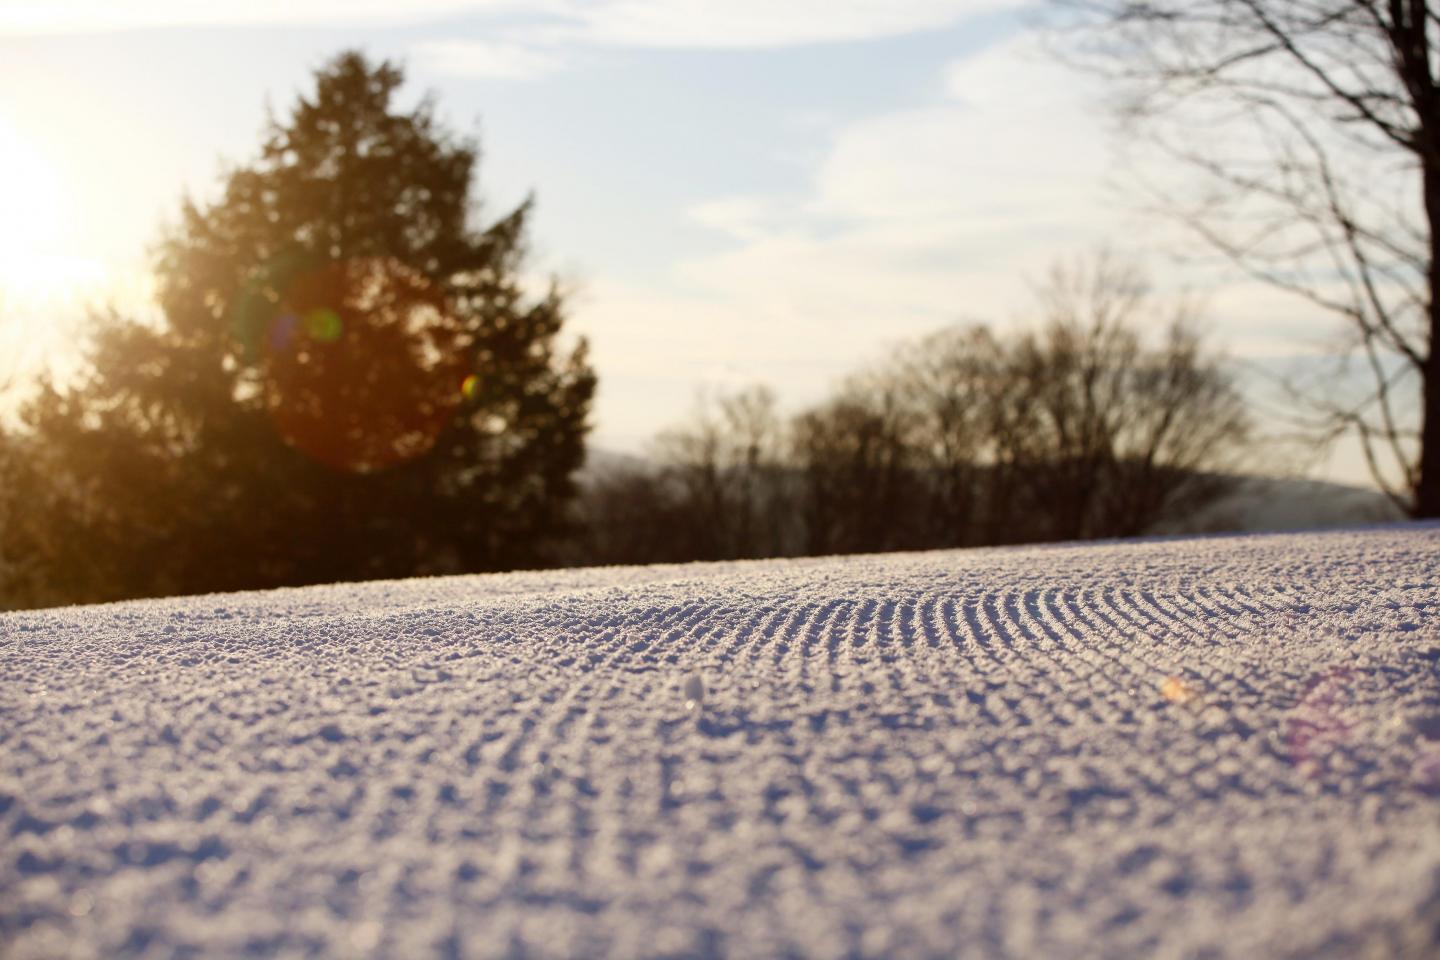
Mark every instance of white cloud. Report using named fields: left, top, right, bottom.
left=4, top=0, right=1026, bottom=88
left=578, top=33, right=1340, bottom=454
left=671, top=36, right=1123, bottom=347
left=413, top=40, right=564, bottom=80
left=556, top=0, right=1024, bottom=49
left=0, top=1, right=535, bottom=34
left=573, top=37, right=1130, bottom=449
left=814, top=41, right=1110, bottom=225
left=686, top=196, right=780, bottom=241
left=668, top=34, right=1334, bottom=355
left=0, top=0, right=1022, bottom=46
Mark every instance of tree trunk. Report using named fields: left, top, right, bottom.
left=1418, top=333, right=1440, bottom=516
left=1419, top=155, right=1440, bottom=518
left=1404, top=0, right=1440, bottom=518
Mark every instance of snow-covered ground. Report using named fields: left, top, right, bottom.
left=3, top=526, right=1440, bottom=958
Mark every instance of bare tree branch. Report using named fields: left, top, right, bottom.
left=1058, top=0, right=1438, bottom=512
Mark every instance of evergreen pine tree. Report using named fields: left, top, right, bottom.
left=2, top=51, right=595, bottom=609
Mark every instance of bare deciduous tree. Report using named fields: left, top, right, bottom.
left=652, top=385, right=792, bottom=559
left=791, top=376, right=920, bottom=555
left=891, top=326, right=1004, bottom=546
left=1010, top=255, right=1249, bottom=538
left=1062, top=0, right=1440, bottom=515
left=576, top=253, right=1248, bottom=565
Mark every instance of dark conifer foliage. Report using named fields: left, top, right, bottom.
left=0, top=51, right=594, bottom=609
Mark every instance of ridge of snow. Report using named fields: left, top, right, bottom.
left=3, top=526, right=1440, bottom=957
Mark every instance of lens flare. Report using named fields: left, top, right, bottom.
left=1285, top=668, right=1354, bottom=776
left=461, top=373, right=480, bottom=401
left=1159, top=676, right=1199, bottom=705
left=304, top=307, right=342, bottom=342
left=1414, top=748, right=1440, bottom=793
left=257, top=257, right=468, bottom=473
left=269, top=312, right=298, bottom=352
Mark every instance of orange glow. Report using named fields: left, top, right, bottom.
left=1159, top=676, right=1198, bottom=705
left=0, top=118, right=102, bottom=307
left=262, top=257, right=468, bottom=473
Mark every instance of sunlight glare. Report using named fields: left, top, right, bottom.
left=0, top=117, right=104, bottom=307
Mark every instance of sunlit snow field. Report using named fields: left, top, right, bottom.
left=3, top=526, right=1440, bottom=957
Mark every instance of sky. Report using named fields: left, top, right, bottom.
left=0, top=0, right=1386, bottom=485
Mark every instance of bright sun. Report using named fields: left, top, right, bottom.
left=0, top=118, right=103, bottom=309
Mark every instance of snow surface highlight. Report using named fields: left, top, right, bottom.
left=3, top=526, right=1440, bottom=957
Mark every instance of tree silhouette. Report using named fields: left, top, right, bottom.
left=1063, top=0, right=1440, bottom=516
left=580, top=252, right=1248, bottom=564
left=1, top=51, right=595, bottom=609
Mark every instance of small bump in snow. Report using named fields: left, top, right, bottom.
left=683, top=672, right=704, bottom=711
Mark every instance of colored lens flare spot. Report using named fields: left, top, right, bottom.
left=1413, top=748, right=1440, bottom=793
left=1160, top=676, right=1199, bottom=705
left=1285, top=668, right=1354, bottom=775
left=262, top=257, right=466, bottom=473
left=270, top=312, right=299, bottom=352
left=461, top=373, right=480, bottom=401
left=305, top=307, right=343, bottom=342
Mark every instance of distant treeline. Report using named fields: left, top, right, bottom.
left=573, top=258, right=1249, bottom=566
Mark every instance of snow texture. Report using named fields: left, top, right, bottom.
left=3, top=526, right=1440, bottom=958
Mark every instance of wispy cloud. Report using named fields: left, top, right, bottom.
left=575, top=32, right=1322, bottom=453
left=0, top=0, right=537, bottom=35
left=672, top=35, right=1119, bottom=341
left=547, top=0, right=1024, bottom=49
left=1, top=0, right=1022, bottom=46
left=686, top=197, right=784, bottom=242
left=567, top=37, right=1112, bottom=445
left=413, top=40, right=565, bottom=80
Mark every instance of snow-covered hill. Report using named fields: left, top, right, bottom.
left=1155, top=475, right=1404, bottom=535
left=3, top=526, right=1439, bottom=958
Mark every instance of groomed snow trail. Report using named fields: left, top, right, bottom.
left=3, top=527, right=1440, bottom=958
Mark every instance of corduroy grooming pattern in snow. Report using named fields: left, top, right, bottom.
left=2, top=525, right=1439, bottom=958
